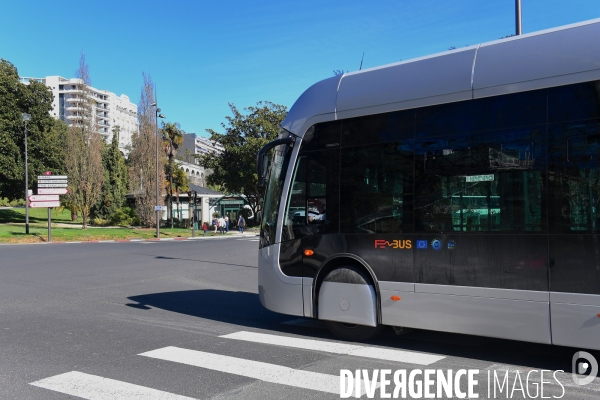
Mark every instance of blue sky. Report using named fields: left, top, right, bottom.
left=2, top=1, right=599, bottom=137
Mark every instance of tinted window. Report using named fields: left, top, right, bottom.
left=282, top=156, right=307, bottom=241
left=340, top=143, right=414, bottom=233
left=260, top=141, right=294, bottom=247
left=548, top=81, right=600, bottom=124
left=416, top=90, right=547, bottom=138
left=282, top=150, right=339, bottom=240
left=341, top=110, right=414, bottom=147
left=548, top=119, right=600, bottom=233
left=416, top=100, right=473, bottom=138
left=414, top=127, right=546, bottom=233
left=300, top=121, right=341, bottom=151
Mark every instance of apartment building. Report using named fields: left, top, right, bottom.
left=19, top=76, right=138, bottom=154
left=182, top=133, right=224, bottom=161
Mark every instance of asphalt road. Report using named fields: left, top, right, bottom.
left=0, top=236, right=599, bottom=399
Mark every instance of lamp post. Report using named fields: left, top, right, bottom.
left=150, top=102, right=165, bottom=238
left=22, top=113, right=31, bottom=234
left=515, top=0, right=522, bottom=35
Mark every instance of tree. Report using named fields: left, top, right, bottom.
left=162, top=121, right=183, bottom=228
left=0, top=59, right=67, bottom=200
left=128, top=73, right=166, bottom=228
left=63, top=52, right=105, bottom=228
left=199, top=101, right=287, bottom=222
left=165, top=165, right=189, bottom=225
left=93, top=126, right=128, bottom=220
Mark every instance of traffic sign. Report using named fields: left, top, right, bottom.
left=29, top=201, right=61, bottom=208
left=37, top=175, right=67, bottom=180
left=38, top=183, right=68, bottom=188
left=38, top=188, right=68, bottom=195
left=38, top=179, right=68, bottom=184
left=155, top=206, right=163, bottom=211
left=29, top=195, right=59, bottom=202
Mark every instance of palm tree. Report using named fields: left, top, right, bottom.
left=162, top=122, right=183, bottom=228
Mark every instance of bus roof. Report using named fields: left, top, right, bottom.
left=282, top=18, right=600, bottom=136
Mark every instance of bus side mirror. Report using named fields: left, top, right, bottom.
left=257, top=153, right=269, bottom=188
left=257, top=136, right=294, bottom=189
left=259, top=154, right=269, bottom=187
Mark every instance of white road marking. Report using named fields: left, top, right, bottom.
left=140, top=346, right=373, bottom=396
left=221, top=331, right=445, bottom=365
left=30, top=371, right=195, bottom=399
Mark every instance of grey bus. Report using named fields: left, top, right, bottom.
left=257, top=18, right=600, bottom=349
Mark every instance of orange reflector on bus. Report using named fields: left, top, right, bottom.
left=303, top=249, right=314, bottom=257
left=391, top=296, right=401, bottom=301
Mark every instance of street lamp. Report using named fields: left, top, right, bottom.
left=150, top=102, right=165, bottom=238
left=515, top=0, right=522, bottom=35
left=22, top=113, right=31, bottom=234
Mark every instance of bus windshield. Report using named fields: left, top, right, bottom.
left=260, top=132, right=294, bottom=247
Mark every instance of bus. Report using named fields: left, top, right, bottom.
left=257, top=18, right=600, bottom=349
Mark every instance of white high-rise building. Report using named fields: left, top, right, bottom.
left=182, top=133, right=224, bottom=163
left=19, top=76, right=138, bottom=154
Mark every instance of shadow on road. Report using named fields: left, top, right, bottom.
left=126, top=289, right=598, bottom=374
left=127, top=289, right=282, bottom=327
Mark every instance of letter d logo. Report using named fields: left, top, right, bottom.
left=572, top=351, right=598, bottom=386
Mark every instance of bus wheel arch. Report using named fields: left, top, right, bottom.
left=313, top=255, right=384, bottom=341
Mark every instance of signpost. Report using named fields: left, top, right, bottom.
left=37, top=183, right=69, bottom=188
left=33, top=173, right=68, bottom=243
left=28, top=201, right=61, bottom=208
left=29, top=195, right=59, bottom=203
left=38, top=188, right=68, bottom=195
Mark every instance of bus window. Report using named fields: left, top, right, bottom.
left=340, top=143, right=413, bottom=233
left=415, top=126, right=546, bottom=233
left=282, top=156, right=307, bottom=241
left=549, top=119, right=600, bottom=233
left=282, top=150, right=339, bottom=240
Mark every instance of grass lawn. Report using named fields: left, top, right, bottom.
left=0, top=208, right=200, bottom=243
left=0, top=208, right=258, bottom=244
left=0, top=224, right=198, bottom=243
left=0, top=207, right=74, bottom=224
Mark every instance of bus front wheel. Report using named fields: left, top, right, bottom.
left=323, top=320, right=384, bottom=341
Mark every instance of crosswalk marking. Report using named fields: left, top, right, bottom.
left=221, top=331, right=445, bottom=365
left=30, top=371, right=195, bottom=400
left=31, top=330, right=446, bottom=398
left=140, top=346, right=370, bottom=396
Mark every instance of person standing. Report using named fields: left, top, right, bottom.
left=238, top=215, right=245, bottom=234
left=212, top=217, right=218, bottom=235
left=225, top=215, right=229, bottom=233
left=202, top=221, right=208, bottom=236
left=218, top=215, right=226, bottom=234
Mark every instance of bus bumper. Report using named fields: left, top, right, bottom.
left=258, top=243, right=304, bottom=317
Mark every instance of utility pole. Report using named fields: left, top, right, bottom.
left=150, top=102, right=165, bottom=238
left=515, top=0, right=522, bottom=35
left=22, top=113, right=31, bottom=234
